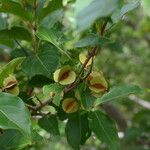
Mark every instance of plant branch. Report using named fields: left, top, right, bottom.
left=129, top=95, right=150, bottom=109
left=32, top=0, right=38, bottom=53
left=101, top=20, right=108, bottom=36
left=33, top=0, right=37, bottom=31
left=81, top=56, right=94, bottom=81
left=64, top=21, right=108, bottom=94
left=64, top=47, right=98, bottom=94
left=31, top=111, right=51, bottom=117
left=27, top=98, right=53, bottom=112
left=27, top=21, right=108, bottom=115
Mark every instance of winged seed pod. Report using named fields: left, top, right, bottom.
left=91, top=91, right=103, bottom=98
left=62, top=98, right=79, bottom=113
left=3, top=75, right=19, bottom=96
left=87, top=71, right=108, bottom=95
left=79, top=52, right=92, bottom=67
left=53, top=65, right=76, bottom=85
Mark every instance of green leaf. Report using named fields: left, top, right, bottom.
left=0, top=39, right=15, bottom=48
left=0, top=129, right=30, bottom=150
left=0, top=27, right=32, bottom=41
left=65, top=114, right=91, bottom=150
left=74, top=34, right=110, bottom=48
left=120, top=0, right=140, bottom=19
left=36, top=27, right=61, bottom=48
left=95, top=85, right=142, bottom=106
left=0, top=57, right=24, bottom=87
left=0, top=0, right=32, bottom=21
left=28, top=75, right=51, bottom=88
left=38, top=0, right=63, bottom=22
left=22, top=44, right=60, bottom=78
left=112, top=0, right=140, bottom=23
left=88, top=110, right=119, bottom=150
left=78, top=86, right=95, bottom=109
left=38, top=115, right=60, bottom=135
left=0, top=93, right=32, bottom=147
left=11, top=48, right=33, bottom=59
left=41, top=9, right=64, bottom=28
left=75, top=0, right=118, bottom=32
left=36, top=27, right=70, bottom=58
left=32, top=130, right=44, bottom=143
left=43, top=83, right=64, bottom=106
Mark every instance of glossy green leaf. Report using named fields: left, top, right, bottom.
left=88, top=110, right=119, bottom=150
left=0, top=0, right=32, bottom=21
left=65, top=114, right=91, bottom=150
left=36, top=27, right=70, bottom=57
left=0, top=27, right=32, bottom=41
left=95, top=85, right=142, bottom=106
left=36, top=27, right=70, bottom=58
left=11, top=48, right=32, bottom=59
left=0, top=129, right=30, bottom=150
left=0, top=39, right=15, bottom=48
left=74, top=34, right=110, bottom=48
left=75, top=0, right=118, bottom=32
left=22, top=44, right=60, bottom=77
left=112, top=0, right=140, bottom=23
left=43, top=83, right=64, bottom=106
left=0, top=93, right=32, bottom=146
left=80, top=88, right=95, bottom=109
left=41, top=9, right=63, bottom=28
left=120, top=0, right=140, bottom=19
left=38, top=115, right=60, bottom=135
left=0, top=57, right=24, bottom=87
left=32, top=130, right=44, bottom=143
left=38, top=0, right=63, bottom=22
left=36, top=27, right=61, bottom=48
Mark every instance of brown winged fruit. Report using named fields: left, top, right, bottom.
left=53, top=65, right=76, bottom=85
left=79, top=52, right=92, bottom=67
left=87, top=71, right=108, bottom=97
left=3, top=75, right=19, bottom=96
left=62, top=98, right=79, bottom=113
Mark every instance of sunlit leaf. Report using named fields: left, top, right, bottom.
left=95, top=85, right=143, bottom=106
left=89, top=110, right=119, bottom=150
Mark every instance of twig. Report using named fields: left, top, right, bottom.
left=129, top=95, right=150, bottom=110
left=101, top=20, right=108, bottom=36
left=81, top=56, right=94, bottom=81
left=35, top=95, right=43, bottom=106
left=77, top=47, right=98, bottom=80
left=26, top=104, right=36, bottom=111
left=34, top=99, right=52, bottom=110
left=64, top=21, right=108, bottom=94
left=33, top=0, right=37, bottom=31
left=31, top=111, right=51, bottom=117
left=27, top=21, right=108, bottom=115
left=27, top=98, right=52, bottom=112
left=64, top=47, right=97, bottom=94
